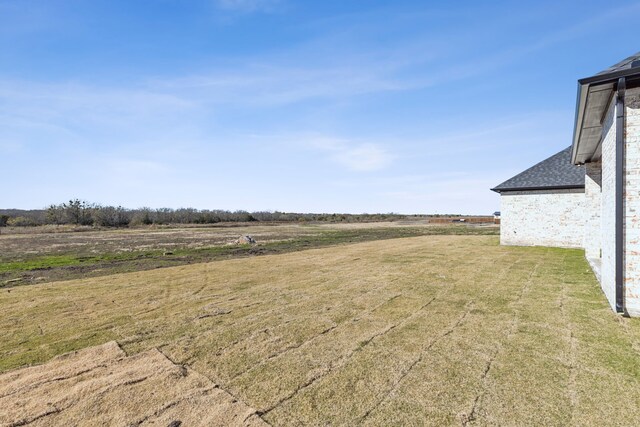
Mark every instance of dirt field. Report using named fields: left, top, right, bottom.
left=0, top=222, right=497, bottom=286
left=2, top=235, right=640, bottom=425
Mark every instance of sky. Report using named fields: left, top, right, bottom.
left=1, top=0, right=639, bottom=214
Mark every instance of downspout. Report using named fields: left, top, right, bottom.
left=615, top=77, right=626, bottom=314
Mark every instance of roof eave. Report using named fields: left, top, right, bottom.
left=572, top=67, right=640, bottom=165
left=571, top=81, right=589, bottom=165
left=578, top=66, right=640, bottom=86
left=492, top=184, right=585, bottom=194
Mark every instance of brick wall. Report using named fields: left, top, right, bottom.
left=584, top=162, right=602, bottom=260
left=497, top=88, right=640, bottom=316
left=499, top=189, right=585, bottom=248
left=624, top=87, right=640, bottom=316
left=581, top=87, right=640, bottom=316
left=600, top=96, right=617, bottom=310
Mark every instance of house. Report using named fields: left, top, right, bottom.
left=491, top=147, right=585, bottom=248
left=492, top=52, right=640, bottom=316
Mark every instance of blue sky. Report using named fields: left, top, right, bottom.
left=1, top=0, right=639, bottom=213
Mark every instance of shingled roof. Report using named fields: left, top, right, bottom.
left=591, top=51, right=640, bottom=78
left=491, top=147, right=585, bottom=193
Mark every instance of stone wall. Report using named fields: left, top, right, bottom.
left=499, top=189, right=585, bottom=248
left=624, top=87, right=640, bottom=316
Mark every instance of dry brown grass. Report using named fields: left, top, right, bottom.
left=0, top=341, right=266, bottom=426
left=2, top=234, right=640, bottom=425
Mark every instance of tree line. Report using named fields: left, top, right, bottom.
left=0, top=199, right=439, bottom=228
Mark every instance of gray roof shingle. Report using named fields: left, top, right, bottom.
left=592, top=51, right=640, bottom=78
left=491, top=147, right=585, bottom=193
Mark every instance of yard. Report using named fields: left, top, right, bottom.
left=2, top=234, right=640, bottom=425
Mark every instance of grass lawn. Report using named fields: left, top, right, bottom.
left=2, top=234, right=640, bottom=425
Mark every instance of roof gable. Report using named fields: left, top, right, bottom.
left=491, top=147, right=585, bottom=193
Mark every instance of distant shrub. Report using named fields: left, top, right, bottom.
left=7, top=216, right=39, bottom=227
left=46, top=204, right=65, bottom=224
left=9, top=198, right=441, bottom=227
left=130, top=209, right=153, bottom=226
left=93, top=206, right=131, bottom=227
left=63, top=199, right=94, bottom=226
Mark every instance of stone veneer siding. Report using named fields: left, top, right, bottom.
left=499, top=189, right=585, bottom=248
left=624, top=87, right=640, bottom=316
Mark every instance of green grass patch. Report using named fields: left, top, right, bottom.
left=0, top=251, right=163, bottom=273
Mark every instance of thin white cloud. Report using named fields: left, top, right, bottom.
left=332, top=144, right=392, bottom=172
left=0, top=140, right=23, bottom=153
left=305, top=136, right=394, bottom=172
left=0, top=80, right=199, bottom=152
left=527, top=2, right=640, bottom=52
left=152, top=62, right=407, bottom=107
left=147, top=1, right=639, bottom=111
left=215, top=0, right=281, bottom=13
left=105, top=158, right=167, bottom=174
left=0, top=1, right=68, bottom=36
left=377, top=176, right=504, bottom=215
